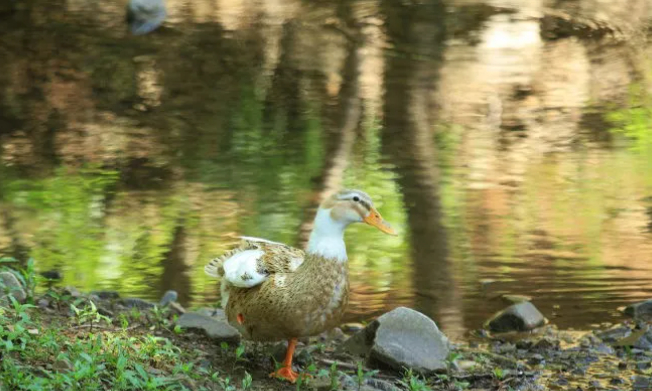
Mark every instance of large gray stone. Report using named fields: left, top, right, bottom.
left=625, top=300, right=652, bottom=320
left=176, top=312, right=240, bottom=343
left=485, top=302, right=546, bottom=332
left=343, top=307, right=450, bottom=373
left=0, top=272, right=27, bottom=306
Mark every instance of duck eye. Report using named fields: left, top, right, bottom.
left=353, top=196, right=360, bottom=202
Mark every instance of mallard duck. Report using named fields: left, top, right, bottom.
left=204, top=189, right=395, bottom=382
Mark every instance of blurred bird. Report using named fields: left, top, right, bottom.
left=126, top=0, right=166, bottom=35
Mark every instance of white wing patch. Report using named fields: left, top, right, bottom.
left=223, top=249, right=267, bottom=288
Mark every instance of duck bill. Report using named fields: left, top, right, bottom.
left=363, top=207, right=397, bottom=235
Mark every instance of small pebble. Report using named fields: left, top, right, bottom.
left=159, top=290, right=178, bottom=307
left=528, top=353, right=545, bottom=365
left=37, top=298, right=50, bottom=308
left=556, top=377, right=569, bottom=386
left=91, top=290, right=120, bottom=300
left=609, top=377, right=624, bottom=385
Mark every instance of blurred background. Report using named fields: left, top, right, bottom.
left=0, top=0, right=651, bottom=339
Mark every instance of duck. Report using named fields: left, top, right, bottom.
left=204, top=189, right=396, bottom=382
left=126, top=0, right=166, bottom=35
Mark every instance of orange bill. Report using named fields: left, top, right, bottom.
left=363, top=207, right=397, bottom=235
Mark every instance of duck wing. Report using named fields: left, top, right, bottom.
left=204, top=236, right=305, bottom=288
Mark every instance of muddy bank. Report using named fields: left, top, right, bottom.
left=3, top=267, right=652, bottom=391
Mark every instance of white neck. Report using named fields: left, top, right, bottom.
left=307, top=208, right=348, bottom=262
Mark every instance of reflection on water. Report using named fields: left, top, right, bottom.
left=1, top=0, right=652, bottom=339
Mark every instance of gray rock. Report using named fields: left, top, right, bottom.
left=175, top=312, right=240, bottom=343
left=485, top=302, right=546, bottom=332
left=168, top=302, right=186, bottom=315
left=613, top=327, right=652, bottom=350
left=365, top=378, right=401, bottom=391
left=0, top=272, right=27, bottom=306
left=120, top=298, right=155, bottom=309
left=37, top=298, right=50, bottom=308
left=594, top=343, right=615, bottom=355
left=343, top=307, right=450, bottom=373
left=127, top=0, right=166, bottom=35
left=195, top=307, right=227, bottom=321
left=633, top=375, right=652, bottom=391
left=158, top=290, right=177, bottom=307
left=596, top=325, right=631, bottom=342
left=90, top=290, right=120, bottom=300
left=63, top=286, right=82, bottom=298
left=625, top=300, right=652, bottom=320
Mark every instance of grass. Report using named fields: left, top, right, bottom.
left=0, top=296, right=227, bottom=390
left=0, top=258, right=245, bottom=391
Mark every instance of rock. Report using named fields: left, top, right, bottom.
left=343, top=307, right=450, bottom=373
left=637, top=361, right=651, bottom=371
left=625, top=300, right=652, bottom=320
left=327, top=327, right=346, bottom=342
left=528, top=354, right=545, bottom=365
left=37, top=298, right=50, bottom=308
left=120, top=298, right=155, bottom=309
left=613, top=327, right=652, bottom=350
left=175, top=312, right=240, bottom=343
left=310, top=373, right=360, bottom=391
left=365, top=378, right=400, bottom=391
left=594, top=343, right=615, bottom=355
left=195, top=307, right=227, bottom=321
left=609, top=377, right=625, bottom=385
left=485, top=302, right=546, bottom=332
left=596, top=325, right=631, bottom=342
left=532, top=337, right=559, bottom=351
left=588, top=380, right=601, bottom=389
left=0, top=272, right=27, bottom=305
left=158, top=290, right=177, bottom=307
left=169, top=302, right=186, bottom=315
left=633, top=376, right=652, bottom=391
left=91, top=291, right=120, bottom=300
left=63, top=286, right=82, bottom=298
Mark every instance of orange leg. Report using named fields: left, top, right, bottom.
left=270, top=338, right=301, bottom=383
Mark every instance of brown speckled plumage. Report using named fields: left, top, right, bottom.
left=206, top=238, right=349, bottom=341
left=204, top=189, right=396, bottom=383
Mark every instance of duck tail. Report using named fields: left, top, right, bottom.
left=204, top=257, right=225, bottom=278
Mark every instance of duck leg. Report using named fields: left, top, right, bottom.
left=270, top=338, right=300, bottom=382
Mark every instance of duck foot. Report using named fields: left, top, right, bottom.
left=269, top=366, right=300, bottom=383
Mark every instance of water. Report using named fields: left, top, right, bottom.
left=1, top=0, right=651, bottom=339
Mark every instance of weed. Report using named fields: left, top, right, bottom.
left=70, top=300, right=111, bottom=332
left=242, top=371, right=253, bottom=389
left=401, top=368, right=431, bottom=391
left=329, top=361, right=340, bottom=390
left=355, top=361, right=379, bottom=391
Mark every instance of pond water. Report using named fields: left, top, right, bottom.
left=1, top=0, right=652, bottom=339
